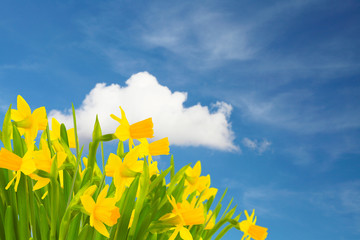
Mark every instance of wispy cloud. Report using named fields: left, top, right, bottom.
left=242, top=137, right=271, bottom=154
left=140, top=5, right=255, bottom=65
left=49, top=72, right=238, bottom=151
left=0, top=63, right=40, bottom=71
left=234, top=89, right=360, bottom=134
left=223, top=179, right=360, bottom=228
left=76, top=0, right=323, bottom=72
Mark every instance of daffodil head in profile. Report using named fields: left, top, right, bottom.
left=239, top=209, right=268, bottom=240
left=111, top=106, right=154, bottom=149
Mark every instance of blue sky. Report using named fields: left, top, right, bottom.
left=1, top=0, right=360, bottom=239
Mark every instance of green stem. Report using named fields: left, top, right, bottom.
left=66, top=104, right=81, bottom=207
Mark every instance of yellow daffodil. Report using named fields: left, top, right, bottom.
left=160, top=196, right=205, bottom=240
left=138, top=137, right=170, bottom=160
left=49, top=118, right=76, bottom=148
left=105, top=147, right=143, bottom=200
left=110, top=107, right=154, bottom=148
left=137, top=137, right=168, bottom=177
left=80, top=185, right=120, bottom=238
left=239, top=210, right=268, bottom=240
left=11, top=95, right=47, bottom=145
left=184, top=161, right=217, bottom=202
left=0, top=148, right=36, bottom=191
left=31, top=139, right=67, bottom=190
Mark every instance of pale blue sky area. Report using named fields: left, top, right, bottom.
left=1, top=1, right=360, bottom=239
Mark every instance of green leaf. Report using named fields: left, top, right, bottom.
left=39, top=204, right=50, bottom=240
left=220, top=198, right=234, bottom=220
left=92, top=115, right=102, bottom=141
left=214, top=214, right=240, bottom=240
left=2, top=105, right=12, bottom=151
left=60, top=123, right=69, bottom=147
left=78, top=224, right=91, bottom=240
left=114, top=176, right=140, bottom=240
left=117, top=140, right=124, bottom=158
left=170, top=155, right=175, bottom=180
left=4, top=206, right=16, bottom=240
left=128, top=159, right=150, bottom=239
left=66, top=212, right=81, bottom=239
left=50, top=159, right=60, bottom=240
left=85, top=116, right=101, bottom=184
left=17, top=173, right=30, bottom=240
left=205, top=207, right=237, bottom=239
left=166, top=164, right=190, bottom=196
left=100, top=134, right=116, bottom=142
left=148, top=165, right=172, bottom=193
left=12, top=124, right=25, bottom=157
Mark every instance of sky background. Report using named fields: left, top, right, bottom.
left=1, top=0, right=360, bottom=239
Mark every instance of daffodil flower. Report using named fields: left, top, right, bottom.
left=0, top=148, right=36, bottom=191
left=110, top=107, right=154, bottom=149
left=184, top=161, right=217, bottom=202
left=31, top=139, right=67, bottom=190
left=137, top=138, right=170, bottom=176
left=49, top=118, right=76, bottom=148
left=80, top=185, right=120, bottom=238
left=239, top=210, right=268, bottom=240
left=160, top=196, right=205, bottom=240
left=11, top=95, right=47, bottom=145
left=105, top=147, right=143, bottom=200
left=138, top=137, right=170, bottom=160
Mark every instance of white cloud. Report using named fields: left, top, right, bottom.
left=242, top=137, right=271, bottom=154
left=49, top=72, right=237, bottom=151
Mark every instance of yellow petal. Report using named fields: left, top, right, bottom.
left=41, top=191, right=48, bottom=199
left=5, top=172, right=18, bottom=190
left=67, top=128, right=76, bottom=148
left=14, top=171, right=21, bottom=192
left=57, top=151, right=67, bottom=167
left=105, top=153, right=122, bottom=177
left=83, top=185, right=97, bottom=196
left=123, top=147, right=140, bottom=165
left=11, top=109, right=25, bottom=122
left=50, top=118, right=61, bottom=141
left=114, top=125, right=131, bottom=141
left=33, top=177, right=50, bottom=191
left=248, top=224, right=268, bottom=240
left=20, top=153, right=36, bottom=175
left=17, top=95, right=31, bottom=118
left=149, top=137, right=170, bottom=156
left=0, top=148, right=22, bottom=171
left=97, top=185, right=109, bottom=202
left=169, top=226, right=181, bottom=240
left=110, top=113, right=122, bottom=123
left=129, top=118, right=154, bottom=139
left=83, top=157, right=88, bottom=167
left=193, top=161, right=201, bottom=178
left=93, top=219, right=110, bottom=238
left=32, top=107, right=47, bottom=130
left=59, top=170, right=64, bottom=188
left=179, top=226, right=193, bottom=240
left=81, top=195, right=95, bottom=214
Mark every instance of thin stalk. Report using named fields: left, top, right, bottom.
left=67, top=104, right=81, bottom=207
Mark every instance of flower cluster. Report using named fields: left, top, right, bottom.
left=0, top=95, right=268, bottom=240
